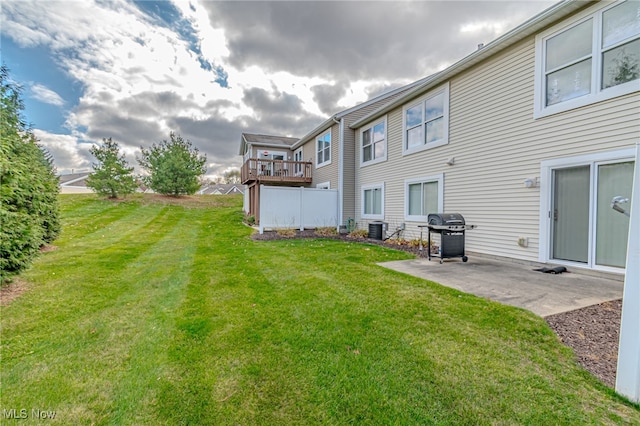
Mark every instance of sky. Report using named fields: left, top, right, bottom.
left=1, top=0, right=556, bottom=179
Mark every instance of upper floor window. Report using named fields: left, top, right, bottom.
left=361, top=117, right=387, bottom=166
left=403, top=83, right=450, bottom=155
left=535, top=0, right=640, bottom=117
left=316, top=130, right=331, bottom=167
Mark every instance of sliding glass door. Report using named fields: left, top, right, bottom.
left=552, top=166, right=590, bottom=263
left=550, top=160, right=634, bottom=269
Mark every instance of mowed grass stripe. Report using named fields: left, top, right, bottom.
left=1, top=201, right=198, bottom=424
left=1, top=194, right=638, bottom=425
left=105, top=207, right=204, bottom=425
left=157, top=205, right=260, bottom=424
left=164, top=234, right=636, bottom=424
left=3, top=204, right=181, bottom=327
left=58, top=198, right=145, bottom=245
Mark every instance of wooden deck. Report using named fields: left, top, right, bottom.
left=241, top=159, right=312, bottom=185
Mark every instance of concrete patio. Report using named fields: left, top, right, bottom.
left=379, top=254, right=624, bottom=317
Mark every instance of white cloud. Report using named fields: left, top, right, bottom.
left=459, top=20, right=508, bottom=36
left=30, top=83, right=65, bottom=106
left=2, top=0, right=557, bottom=179
left=33, top=129, right=92, bottom=174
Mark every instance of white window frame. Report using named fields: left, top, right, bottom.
left=404, top=173, right=444, bottom=222
left=361, top=183, right=385, bottom=220
left=316, top=181, right=330, bottom=189
left=293, top=147, right=304, bottom=176
left=360, top=116, right=388, bottom=167
left=534, top=0, right=640, bottom=118
left=538, top=147, right=636, bottom=272
left=316, top=129, right=332, bottom=168
left=402, top=82, right=450, bottom=156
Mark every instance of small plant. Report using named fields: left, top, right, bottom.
left=276, top=228, right=297, bottom=238
left=347, top=229, right=369, bottom=239
left=407, top=239, right=423, bottom=248
left=245, top=214, right=256, bottom=226
left=387, top=239, right=413, bottom=246
left=315, top=227, right=337, bottom=237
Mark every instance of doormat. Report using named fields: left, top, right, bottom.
left=534, top=266, right=568, bottom=274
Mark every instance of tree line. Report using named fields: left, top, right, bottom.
left=87, top=133, right=208, bottom=198
left=87, top=136, right=241, bottom=198
left=1, top=66, right=60, bottom=282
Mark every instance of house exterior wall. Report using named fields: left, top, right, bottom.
left=341, top=121, right=356, bottom=223
left=247, top=144, right=291, bottom=160
left=309, top=122, right=340, bottom=189
left=296, top=87, right=419, bottom=224
left=355, top=18, right=640, bottom=264
left=341, top=94, right=409, bottom=224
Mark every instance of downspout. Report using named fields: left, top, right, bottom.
left=334, top=116, right=344, bottom=230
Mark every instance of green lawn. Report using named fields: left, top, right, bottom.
left=2, top=194, right=639, bottom=425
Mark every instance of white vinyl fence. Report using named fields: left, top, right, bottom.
left=259, top=185, right=338, bottom=234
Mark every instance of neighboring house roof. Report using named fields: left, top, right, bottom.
left=59, top=172, right=153, bottom=194
left=350, top=0, right=586, bottom=129
left=59, top=172, right=91, bottom=186
left=198, top=183, right=245, bottom=195
left=291, top=74, right=437, bottom=149
left=239, top=133, right=300, bottom=155
left=58, top=172, right=93, bottom=194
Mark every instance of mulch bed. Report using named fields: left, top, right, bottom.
left=254, top=229, right=623, bottom=388
left=546, top=299, right=622, bottom=388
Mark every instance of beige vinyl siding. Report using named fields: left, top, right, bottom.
left=342, top=90, right=417, bottom=222
left=311, top=123, right=339, bottom=189
left=295, top=141, right=313, bottom=166
left=356, top=35, right=640, bottom=263
left=342, top=125, right=356, bottom=222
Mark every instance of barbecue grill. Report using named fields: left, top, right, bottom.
left=422, top=213, right=475, bottom=263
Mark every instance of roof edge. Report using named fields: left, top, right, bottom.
left=350, top=0, right=586, bottom=129
left=292, top=73, right=437, bottom=149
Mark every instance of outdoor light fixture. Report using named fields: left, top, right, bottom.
left=611, top=196, right=630, bottom=217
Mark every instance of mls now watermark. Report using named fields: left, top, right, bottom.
left=2, top=408, right=57, bottom=420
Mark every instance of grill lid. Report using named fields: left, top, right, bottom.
left=428, top=213, right=465, bottom=226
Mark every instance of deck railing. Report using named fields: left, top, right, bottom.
left=241, top=159, right=313, bottom=185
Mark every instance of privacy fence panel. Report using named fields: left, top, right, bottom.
left=259, top=185, right=338, bottom=234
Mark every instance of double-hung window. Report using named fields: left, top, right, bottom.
left=361, top=117, right=387, bottom=165
left=535, top=0, right=640, bottom=117
left=405, top=174, right=444, bottom=221
left=362, top=183, right=384, bottom=220
left=316, top=130, right=331, bottom=167
left=403, top=83, right=449, bottom=154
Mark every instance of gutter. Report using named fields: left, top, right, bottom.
left=337, top=117, right=344, bottom=228
left=349, top=0, right=587, bottom=129
left=246, top=142, right=298, bottom=151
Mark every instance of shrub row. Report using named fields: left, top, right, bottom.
left=1, top=66, right=60, bottom=282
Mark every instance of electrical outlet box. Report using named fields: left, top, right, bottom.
left=517, top=237, right=529, bottom=248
